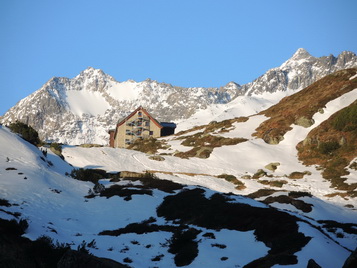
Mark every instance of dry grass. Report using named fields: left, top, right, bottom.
left=258, top=180, right=288, bottom=188
left=175, top=117, right=249, bottom=137
left=288, top=171, right=311, bottom=180
left=174, top=134, right=247, bottom=159
left=253, top=68, right=357, bottom=144
left=297, top=100, right=357, bottom=196
left=127, top=137, right=168, bottom=154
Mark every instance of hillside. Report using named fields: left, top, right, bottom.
left=2, top=49, right=356, bottom=144
left=113, top=69, right=357, bottom=201
left=253, top=68, right=357, bottom=144
left=1, top=60, right=357, bottom=267
left=1, top=123, right=356, bottom=267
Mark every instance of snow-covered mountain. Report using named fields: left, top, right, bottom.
left=1, top=49, right=356, bottom=145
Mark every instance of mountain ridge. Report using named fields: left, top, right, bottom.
left=1, top=49, right=356, bottom=145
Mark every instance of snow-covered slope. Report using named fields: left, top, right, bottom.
left=1, top=123, right=356, bottom=267
left=2, top=49, right=356, bottom=145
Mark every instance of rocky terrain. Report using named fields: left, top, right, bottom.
left=1, top=49, right=356, bottom=145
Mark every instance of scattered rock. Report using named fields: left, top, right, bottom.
left=149, top=155, right=165, bottom=161
left=252, top=169, right=267, bottom=179
left=263, top=132, right=284, bottom=144
left=288, top=171, right=311, bottom=179
left=265, top=162, right=280, bottom=172
left=263, top=195, right=313, bottom=213
left=295, top=116, right=315, bottom=128
left=241, top=175, right=252, bottom=180
left=5, top=167, right=17, bottom=171
left=339, top=136, right=347, bottom=146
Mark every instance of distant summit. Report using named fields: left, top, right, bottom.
left=1, top=49, right=356, bottom=145
left=291, top=48, right=312, bottom=60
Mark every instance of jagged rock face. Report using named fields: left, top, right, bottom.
left=1, top=68, right=242, bottom=144
left=243, top=48, right=357, bottom=95
left=1, top=49, right=356, bottom=145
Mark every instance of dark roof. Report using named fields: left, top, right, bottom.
left=160, top=122, right=177, bottom=128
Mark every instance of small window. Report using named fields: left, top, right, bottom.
left=138, top=111, right=142, bottom=117
left=145, top=121, right=149, bottom=126
left=149, top=131, right=154, bottom=135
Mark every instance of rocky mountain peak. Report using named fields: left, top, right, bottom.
left=291, top=48, right=312, bottom=60
left=71, top=67, right=115, bottom=92
left=77, top=66, right=106, bottom=78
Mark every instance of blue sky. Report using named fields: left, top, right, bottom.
left=1, top=0, right=356, bottom=115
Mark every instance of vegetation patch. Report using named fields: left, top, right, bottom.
left=99, top=217, right=184, bottom=237
left=148, top=155, right=165, bottom=161
left=0, top=198, right=11, bottom=207
left=258, top=180, right=288, bottom=188
left=217, top=174, right=246, bottom=190
left=297, top=100, right=357, bottom=196
left=8, top=121, right=42, bottom=146
left=288, top=171, right=311, bottom=179
left=126, top=172, right=184, bottom=194
left=87, top=172, right=183, bottom=200
left=252, top=169, right=269, bottom=179
left=318, top=220, right=357, bottom=235
left=151, top=254, right=164, bottom=262
left=263, top=195, right=313, bottom=213
left=70, top=168, right=108, bottom=184
left=49, top=142, right=64, bottom=159
left=99, top=218, right=200, bottom=266
left=78, top=144, right=103, bottom=148
left=202, top=232, right=216, bottom=239
left=174, top=146, right=213, bottom=159
left=288, top=191, right=312, bottom=198
left=331, top=101, right=357, bottom=132
left=167, top=228, right=201, bottom=267
left=246, top=189, right=279, bottom=199
left=0, top=217, right=128, bottom=267
left=175, top=133, right=247, bottom=159
left=211, top=243, right=226, bottom=249
left=174, top=117, right=249, bottom=137
left=127, top=137, right=168, bottom=154
left=5, top=167, right=17, bottom=171
left=348, top=161, right=357, bottom=170
left=173, top=117, right=248, bottom=159
left=97, top=184, right=153, bottom=201
left=157, top=188, right=311, bottom=267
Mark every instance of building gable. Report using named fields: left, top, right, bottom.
left=110, top=106, right=164, bottom=148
